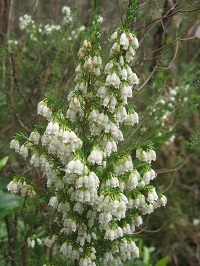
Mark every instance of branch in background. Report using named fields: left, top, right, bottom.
left=5, top=216, right=16, bottom=266
left=150, top=0, right=178, bottom=71
left=6, top=0, right=32, bottom=132
left=0, top=0, right=11, bottom=43
left=136, top=3, right=200, bottom=32
left=156, top=155, right=189, bottom=175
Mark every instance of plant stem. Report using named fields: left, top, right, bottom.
left=5, top=216, right=16, bottom=266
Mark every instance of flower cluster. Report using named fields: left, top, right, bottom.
left=9, top=15, right=167, bottom=266
left=27, top=235, right=42, bottom=248
left=19, top=14, right=35, bottom=31
left=7, top=177, right=36, bottom=197
left=62, top=6, right=73, bottom=24
left=18, top=6, right=84, bottom=43
left=141, top=84, right=191, bottom=147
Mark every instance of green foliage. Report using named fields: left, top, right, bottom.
left=0, top=157, right=23, bottom=219
left=124, top=239, right=168, bottom=266
left=182, top=127, right=200, bottom=157
left=124, top=0, right=141, bottom=29
left=0, top=156, right=8, bottom=171
left=0, top=191, right=23, bottom=219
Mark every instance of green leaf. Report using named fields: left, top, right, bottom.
left=155, top=257, right=168, bottom=266
left=126, top=259, right=144, bottom=266
left=0, top=191, right=23, bottom=219
left=143, top=246, right=155, bottom=265
left=0, top=177, right=9, bottom=190
left=0, top=156, right=8, bottom=171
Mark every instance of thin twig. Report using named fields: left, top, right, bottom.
left=158, top=34, right=179, bottom=70
left=136, top=59, right=160, bottom=91
left=136, top=6, right=200, bottom=32
left=156, top=155, right=189, bottom=174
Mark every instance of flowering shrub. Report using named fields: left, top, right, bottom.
left=7, top=2, right=168, bottom=266
left=18, top=6, right=84, bottom=42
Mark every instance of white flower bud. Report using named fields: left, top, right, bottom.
left=46, top=122, right=54, bottom=135
left=92, top=56, right=98, bottom=66
left=110, top=31, right=117, bottom=41
left=120, top=33, right=127, bottom=46
left=75, top=64, right=82, bottom=73
left=119, top=55, right=124, bottom=66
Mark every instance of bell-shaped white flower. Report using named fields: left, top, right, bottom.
left=110, top=31, right=117, bottom=41
left=10, top=139, right=20, bottom=152
left=129, top=72, right=139, bottom=85
left=131, top=36, right=139, bottom=49
left=120, top=32, right=127, bottom=46
left=49, top=196, right=59, bottom=209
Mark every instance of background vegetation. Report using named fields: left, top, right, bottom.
left=0, top=0, right=200, bottom=265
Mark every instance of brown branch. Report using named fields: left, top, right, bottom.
left=5, top=216, right=16, bottom=266
left=136, top=5, right=200, bottom=32
left=6, top=0, right=31, bottom=132
left=156, top=156, right=189, bottom=174
left=135, top=58, right=160, bottom=91
left=150, top=0, right=178, bottom=71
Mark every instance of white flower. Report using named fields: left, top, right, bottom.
left=149, top=149, right=156, bottom=161
left=136, top=149, right=148, bottom=162
left=73, top=160, right=84, bottom=175
left=131, top=36, right=139, bottom=49
left=10, top=139, right=20, bottom=152
left=120, top=33, right=127, bottom=46
left=66, top=160, right=75, bottom=173
left=119, top=55, right=124, bottom=66
left=124, top=113, right=139, bottom=125
left=97, top=87, right=108, bottom=98
left=103, top=96, right=110, bottom=107
left=147, top=192, right=154, bottom=203
left=129, top=72, right=139, bottom=85
left=37, top=238, right=42, bottom=245
left=158, top=195, right=167, bottom=206
left=7, top=181, right=19, bottom=194
left=105, top=74, right=112, bottom=86
left=52, top=122, right=60, bottom=136
left=110, top=31, right=118, bottom=41
left=20, top=145, right=28, bottom=157
left=62, top=6, right=72, bottom=23
left=105, top=62, right=113, bottom=73
left=111, top=73, right=120, bottom=88
left=110, top=43, right=120, bottom=55
left=29, top=131, right=40, bottom=144
left=27, top=238, right=35, bottom=248
left=84, top=57, right=93, bottom=71
left=109, top=96, right=117, bottom=111
left=121, top=68, right=128, bottom=80
left=97, top=16, right=104, bottom=23
left=88, top=149, right=104, bottom=165
left=44, top=236, right=56, bottom=248
left=48, top=196, right=59, bottom=209
left=97, top=56, right=102, bottom=67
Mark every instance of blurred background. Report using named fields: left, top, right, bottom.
left=0, top=0, right=200, bottom=265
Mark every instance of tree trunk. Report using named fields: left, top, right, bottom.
left=0, top=0, right=11, bottom=42
left=150, top=0, right=177, bottom=71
